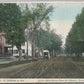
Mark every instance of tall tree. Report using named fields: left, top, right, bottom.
left=29, top=29, right=62, bottom=57
left=24, top=3, right=53, bottom=58
left=0, top=3, right=25, bottom=61
left=65, top=7, right=84, bottom=56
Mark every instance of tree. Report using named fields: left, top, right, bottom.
left=0, top=3, right=25, bottom=61
left=29, top=28, right=62, bottom=57
left=65, top=7, right=84, bottom=56
left=24, top=3, right=53, bottom=58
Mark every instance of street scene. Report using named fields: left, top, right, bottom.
left=0, top=2, right=84, bottom=78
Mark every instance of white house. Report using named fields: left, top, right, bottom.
left=8, top=41, right=32, bottom=57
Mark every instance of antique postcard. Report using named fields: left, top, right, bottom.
left=0, top=0, right=84, bottom=83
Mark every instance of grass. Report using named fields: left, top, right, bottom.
left=0, top=56, right=84, bottom=78
left=0, top=59, right=38, bottom=69
left=72, top=56, right=84, bottom=62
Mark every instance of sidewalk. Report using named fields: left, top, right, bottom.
left=0, top=56, right=18, bottom=64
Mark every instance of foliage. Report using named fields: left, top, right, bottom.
left=24, top=3, right=53, bottom=57
left=29, top=29, right=62, bottom=53
left=24, top=4, right=53, bottom=28
left=65, top=7, right=84, bottom=55
left=0, top=3, right=26, bottom=60
left=0, top=3, right=25, bottom=46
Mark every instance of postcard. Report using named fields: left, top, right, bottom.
left=0, top=0, right=84, bottom=83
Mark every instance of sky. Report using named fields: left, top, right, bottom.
left=48, top=3, right=84, bottom=46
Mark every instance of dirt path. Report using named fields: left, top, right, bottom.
left=0, top=57, right=84, bottom=78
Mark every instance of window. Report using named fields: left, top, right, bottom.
left=13, top=50, right=18, bottom=54
left=22, top=49, right=25, bottom=54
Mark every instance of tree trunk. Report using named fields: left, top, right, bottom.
left=32, top=26, right=36, bottom=59
left=12, top=43, right=13, bottom=56
left=19, top=46, right=22, bottom=61
left=53, top=49, right=54, bottom=57
left=42, top=48, right=44, bottom=57
left=55, top=51, right=57, bottom=57
left=27, top=36, right=28, bottom=59
left=17, top=45, right=22, bottom=61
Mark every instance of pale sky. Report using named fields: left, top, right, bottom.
left=49, top=21, right=74, bottom=46
left=49, top=3, right=84, bottom=46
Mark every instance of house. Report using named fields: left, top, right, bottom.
left=0, top=32, right=12, bottom=55
left=8, top=41, right=32, bottom=57
left=0, top=32, right=32, bottom=57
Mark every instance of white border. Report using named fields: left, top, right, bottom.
left=0, top=78, right=84, bottom=83
left=0, top=1, right=84, bottom=83
left=0, top=1, right=84, bottom=3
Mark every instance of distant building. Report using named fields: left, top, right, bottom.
left=8, top=42, right=32, bottom=56
left=0, top=32, right=32, bottom=57
left=0, top=32, right=12, bottom=54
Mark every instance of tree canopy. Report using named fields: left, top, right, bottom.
left=0, top=3, right=26, bottom=60
left=65, top=7, right=84, bottom=56
left=0, top=3, right=25, bottom=45
left=29, top=29, right=62, bottom=55
left=24, top=3, right=53, bottom=58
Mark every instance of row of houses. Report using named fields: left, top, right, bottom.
left=0, top=32, right=32, bottom=56
left=8, top=42, right=32, bottom=56
left=0, top=32, right=50, bottom=59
